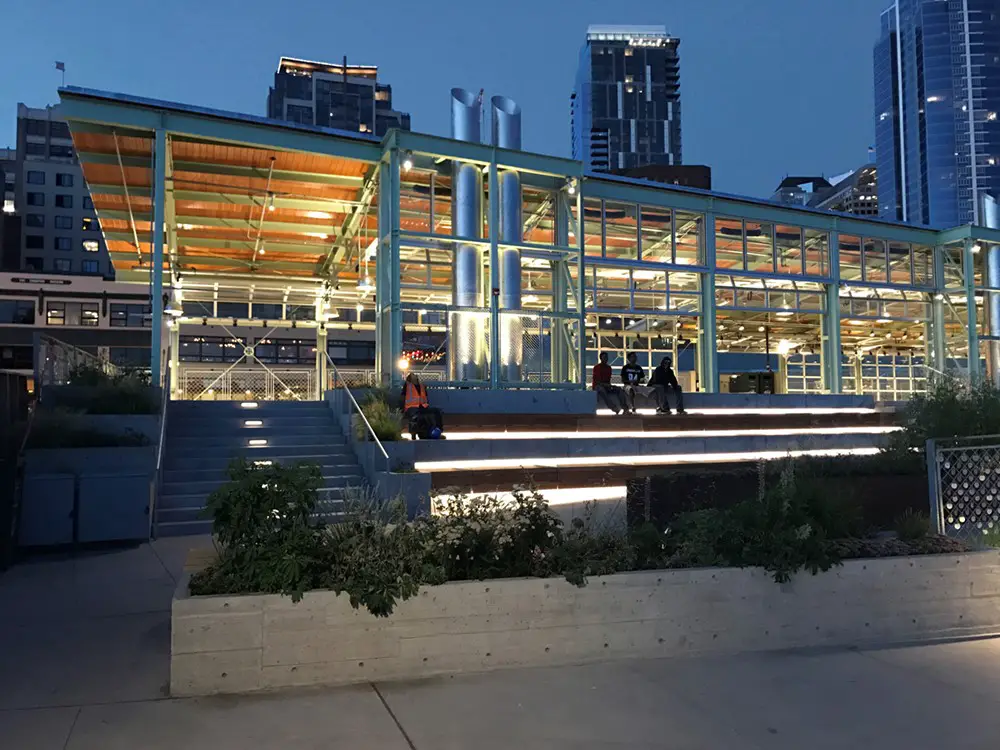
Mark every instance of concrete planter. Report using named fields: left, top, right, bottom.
left=171, top=550, right=1000, bottom=697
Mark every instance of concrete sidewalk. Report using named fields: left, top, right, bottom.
left=3, top=540, right=1000, bottom=749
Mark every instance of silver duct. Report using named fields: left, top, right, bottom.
left=450, top=88, right=485, bottom=381
left=491, top=95, right=523, bottom=382
left=983, top=194, right=1000, bottom=384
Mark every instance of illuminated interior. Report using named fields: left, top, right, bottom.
left=58, top=87, right=1000, bottom=401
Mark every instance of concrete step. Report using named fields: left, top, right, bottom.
left=164, top=448, right=356, bottom=472
left=162, top=472, right=364, bottom=497
left=157, top=484, right=354, bottom=511
left=167, top=415, right=337, bottom=433
left=162, top=461, right=361, bottom=484
left=156, top=499, right=348, bottom=525
left=168, top=402, right=331, bottom=418
left=166, top=433, right=350, bottom=451
left=408, top=431, right=888, bottom=465
left=155, top=519, right=214, bottom=537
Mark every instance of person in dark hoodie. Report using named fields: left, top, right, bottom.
left=649, top=355, right=687, bottom=415
left=619, top=352, right=646, bottom=415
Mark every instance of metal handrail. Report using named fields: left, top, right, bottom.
left=149, top=361, right=170, bottom=540
left=324, top=352, right=390, bottom=473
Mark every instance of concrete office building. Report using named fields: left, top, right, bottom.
left=1, top=147, right=15, bottom=215
left=13, top=104, right=111, bottom=276
left=267, top=56, right=411, bottom=137
left=571, top=25, right=682, bottom=172
left=874, top=0, right=1000, bottom=225
left=772, top=165, right=879, bottom=217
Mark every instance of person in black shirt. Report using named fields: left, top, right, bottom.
left=649, top=355, right=687, bottom=415
left=619, top=353, right=646, bottom=415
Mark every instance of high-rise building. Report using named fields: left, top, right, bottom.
left=874, top=1, right=1000, bottom=226
left=266, top=56, right=411, bottom=137
left=571, top=25, right=681, bottom=172
left=13, top=104, right=111, bottom=276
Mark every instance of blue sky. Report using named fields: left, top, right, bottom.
left=0, top=0, right=885, bottom=198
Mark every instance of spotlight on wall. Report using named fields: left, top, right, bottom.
left=972, top=243, right=982, bottom=254
left=397, top=357, right=410, bottom=371
left=566, top=178, right=578, bottom=196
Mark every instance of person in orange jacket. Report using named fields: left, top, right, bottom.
left=401, top=373, right=444, bottom=438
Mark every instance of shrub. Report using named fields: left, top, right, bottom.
left=894, top=508, right=930, bottom=541
left=56, top=365, right=158, bottom=414
left=191, top=460, right=326, bottom=602
left=428, top=488, right=564, bottom=581
left=891, top=376, right=1000, bottom=451
left=26, top=410, right=151, bottom=449
left=357, top=397, right=402, bottom=442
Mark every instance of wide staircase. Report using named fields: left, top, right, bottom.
left=155, top=400, right=365, bottom=537
left=408, top=396, right=901, bottom=494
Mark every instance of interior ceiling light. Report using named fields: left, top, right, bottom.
left=268, top=193, right=275, bottom=212
left=402, top=152, right=414, bottom=172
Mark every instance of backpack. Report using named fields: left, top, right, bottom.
left=409, top=410, right=435, bottom=440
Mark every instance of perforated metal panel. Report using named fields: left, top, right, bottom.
left=932, top=440, right=1000, bottom=539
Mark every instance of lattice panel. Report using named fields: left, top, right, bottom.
left=936, top=445, right=1000, bottom=539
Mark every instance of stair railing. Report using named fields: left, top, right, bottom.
left=149, top=352, right=170, bottom=540
left=324, top=352, right=390, bottom=475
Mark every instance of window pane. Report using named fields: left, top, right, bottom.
left=82, top=240, right=99, bottom=253
left=674, top=210, right=702, bottom=265
left=863, top=238, right=888, bottom=282
left=25, top=235, right=44, bottom=249
left=639, top=205, right=671, bottom=262
left=26, top=170, right=45, bottom=185
left=745, top=222, right=774, bottom=273
left=839, top=234, right=862, bottom=282
left=25, top=214, right=44, bottom=228
left=714, top=217, right=744, bottom=270
left=582, top=198, right=602, bottom=256
left=47, top=303, right=65, bottom=325
left=55, top=195, right=73, bottom=208
left=803, top=228, right=829, bottom=276
left=55, top=173, right=74, bottom=187
left=603, top=201, right=638, bottom=259
left=775, top=225, right=802, bottom=275
left=54, top=216, right=73, bottom=229
left=53, top=259, right=71, bottom=273
left=26, top=193, right=44, bottom=206
left=888, top=241, right=912, bottom=284
left=55, top=238, right=72, bottom=251
left=912, top=245, right=933, bottom=285
left=216, top=302, right=249, bottom=318
left=253, top=303, right=283, bottom=319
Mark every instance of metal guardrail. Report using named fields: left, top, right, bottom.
left=149, top=358, right=170, bottom=540
left=324, top=352, right=390, bottom=474
left=35, top=333, right=122, bottom=391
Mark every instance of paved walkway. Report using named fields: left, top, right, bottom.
left=3, top=540, right=1000, bottom=749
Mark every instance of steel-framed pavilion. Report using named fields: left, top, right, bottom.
left=57, top=86, right=1000, bottom=399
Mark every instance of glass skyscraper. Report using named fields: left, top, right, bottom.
left=874, top=0, right=1000, bottom=226
left=571, top=25, right=681, bottom=172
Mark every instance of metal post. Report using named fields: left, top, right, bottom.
left=576, top=185, right=586, bottom=387
left=488, top=158, right=500, bottom=389
left=168, top=323, right=179, bottom=399
left=151, top=128, right=166, bottom=388
left=823, top=232, right=842, bottom=393
left=925, top=438, right=945, bottom=535
left=388, top=148, right=404, bottom=390
left=698, top=212, right=718, bottom=392
left=964, top=239, right=980, bottom=381
left=930, top=244, right=947, bottom=376
left=315, top=297, right=328, bottom=399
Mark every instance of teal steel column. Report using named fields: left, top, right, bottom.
left=823, top=232, right=842, bottom=393
left=698, top=212, right=718, bottom=393
left=488, top=158, right=500, bottom=389
left=964, top=239, right=981, bottom=380
left=576, top=187, right=586, bottom=387
left=375, top=155, right=389, bottom=381
left=151, top=128, right=166, bottom=388
left=929, top=245, right=946, bottom=376
left=388, top=148, right=403, bottom=390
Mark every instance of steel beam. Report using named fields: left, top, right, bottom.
left=151, top=128, right=166, bottom=388
left=698, top=212, right=718, bottom=393
left=823, top=232, right=843, bottom=393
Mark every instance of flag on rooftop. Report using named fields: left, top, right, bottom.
left=55, top=61, right=65, bottom=72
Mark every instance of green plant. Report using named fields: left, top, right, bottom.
left=894, top=508, right=930, bottom=541
left=25, top=410, right=151, bottom=449
left=357, top=397, right=402, bottom=442
left=57, top=366, right=158, bottom=414
left=428, top=487, right=565, bottom=581
left=890, top=376, right=1000, bottom=451
left=550, top=503, right=634, bottom=586
left=190, top=460, right=326, bottom=602
left=979, top=527, right=1000, bottom=549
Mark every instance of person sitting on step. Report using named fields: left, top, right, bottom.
left=401, top=373, right=444, bottom=439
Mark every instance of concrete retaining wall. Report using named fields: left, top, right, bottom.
left=171, top=551, right=1000, bottom=696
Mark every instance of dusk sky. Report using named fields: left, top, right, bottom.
left=1, top=0, right=885, bottom=198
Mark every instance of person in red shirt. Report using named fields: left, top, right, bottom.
left=592, top=352, right=626, bottom=415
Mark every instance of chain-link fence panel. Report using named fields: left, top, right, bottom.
left=931, top=439, right=1000, bottom=540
